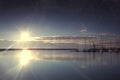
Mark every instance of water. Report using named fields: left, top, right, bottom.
left=0, top=50, right=120, bottom=80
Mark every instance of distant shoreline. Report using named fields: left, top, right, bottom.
left=0, top=48, right=79, bottom=51
left=0, top=48, right=120, bottom=53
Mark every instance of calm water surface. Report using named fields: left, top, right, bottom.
left=0, top=50, right=120, bottom=80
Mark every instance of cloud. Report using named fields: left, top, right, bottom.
left=33, top=36, right=96, bottom=45
left=98, top=32, right=116, bottom=36
left=80, top=27, right=87, bottom=33
left=34, top=36, right=95, bottom=40
left=79, top=27, right=117, bottom=37
left=79, top=27, right=98, bottom=36
left=0, top=39, right=6, bottom=41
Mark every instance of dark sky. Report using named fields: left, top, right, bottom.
left=0, top=0, right=120, bottom=39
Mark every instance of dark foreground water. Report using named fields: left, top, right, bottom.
left=0, top=50, right=120, bottom=80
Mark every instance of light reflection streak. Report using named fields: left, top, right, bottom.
left=1, top=43, right=15, bottom=54
left=0, top=51, right=120, bottom=68
left=0, top=65, right=19, bottom=79
left=16, top=50, right=37, bottom=67
left=15, top=52, right=120, bottom=69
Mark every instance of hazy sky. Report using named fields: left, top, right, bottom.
left=0, top=0, right=120, bottom=40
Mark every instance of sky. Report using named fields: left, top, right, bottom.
left=0, top=0, right=120, bottom=40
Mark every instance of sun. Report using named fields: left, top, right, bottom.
left=20, top=32, right=31, bottom=41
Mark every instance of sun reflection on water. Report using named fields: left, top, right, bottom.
left=18, top=50, right=34, bottom=67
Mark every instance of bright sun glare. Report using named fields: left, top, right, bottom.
left=19, top=50, right=33, bottom=66
left=20, top=32, right=31, bottom=41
